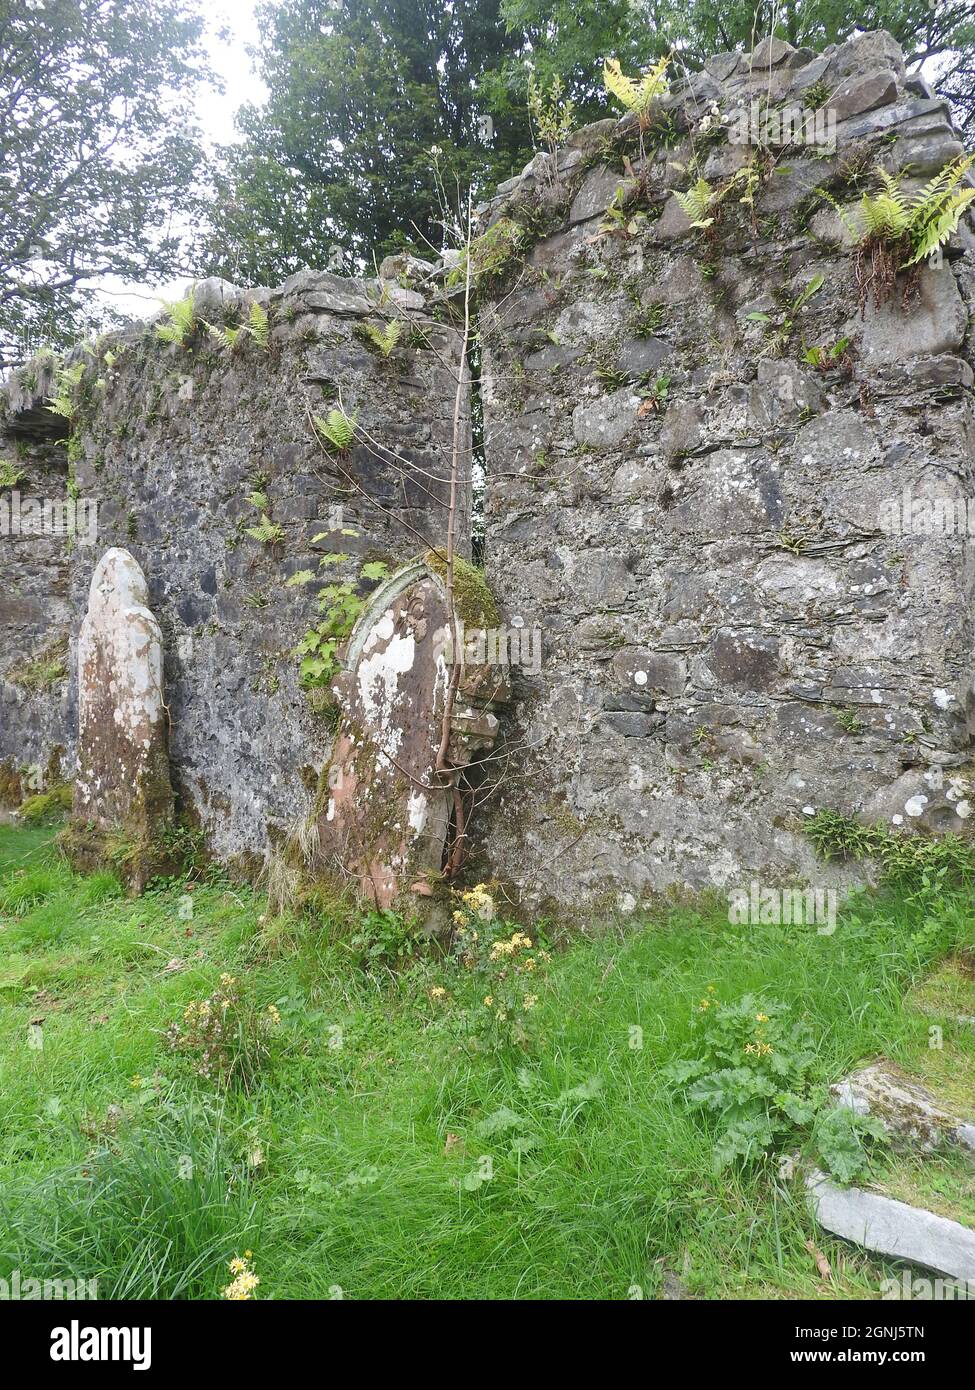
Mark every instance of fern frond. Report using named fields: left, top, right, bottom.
left=603, top=58, right=641, bottom=111
left=363, top=318, right=402, bottom=357
left=204, top=321, right=239, bottom=350
left=910, top=155, right=973, bottom=215
left=903, top=186, right=975, bottom=265
left=313, top=408, right=357, bottom=452
left=674, top=177, right=715, bottom=228
left=846, top=157, right=975, bottom=268
left=603, top=55, right=669, bottom=118
left=248, top=301, right=270, bottom=349
left=245, top=514, right=284, bottom=545
left=155, top=295, right=196, bottom=346
left=45, top=361, right=86, bottom=419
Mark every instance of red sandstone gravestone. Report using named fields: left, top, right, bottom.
left=317, top=561, right=508, bottom=913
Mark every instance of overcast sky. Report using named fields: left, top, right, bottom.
left=95, top=0, right=268, bottom=322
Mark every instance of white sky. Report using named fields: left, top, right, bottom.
left=92, top=0, right=268, bottom=323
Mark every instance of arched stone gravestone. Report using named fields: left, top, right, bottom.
left=316, top=559, right=508, bottom=913
left=68, top=548, right=173, bottom=888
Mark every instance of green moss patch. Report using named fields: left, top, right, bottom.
left=18, top=783, right=71, bottom=826
left=425, top=550, right=500, bottom=628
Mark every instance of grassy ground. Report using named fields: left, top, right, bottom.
left=0, top=822, right=973, bottom=1301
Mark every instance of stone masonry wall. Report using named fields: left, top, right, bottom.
left=0, top=353, right=73, bottom=809
left=476, top=31, right=975, bottom=911
left=1, top=270, right=470, bottom=862
left=3, top=29, right=975, bottom=913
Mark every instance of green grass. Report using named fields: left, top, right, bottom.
left=0, top=823, right=973, bottom=1300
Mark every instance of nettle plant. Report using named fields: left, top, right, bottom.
left=820, top=156, right=975, bottom=308
left=663, top=991, right=887, bottom=1179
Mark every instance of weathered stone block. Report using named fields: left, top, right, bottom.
left=72, top=548, right=173, bottom=884
left=862, top=265, right=968, bottom=366
left=825, top=68, right=898, bottom=121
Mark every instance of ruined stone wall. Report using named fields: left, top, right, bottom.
left=477, top=31, right=975, bottom=911
left=0, top=353, right=74, bottom=809
left=4, top=29, right=975, bottom=912
left=1, top=270, right=470, bottom=860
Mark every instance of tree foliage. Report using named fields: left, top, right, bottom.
left=485, top=1, right=975, bottom=130
left=200, top=0, right=534, bottom=283
left=0, top=0, right=212, bottom=367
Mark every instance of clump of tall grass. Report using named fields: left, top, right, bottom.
left=0, top=1103, right=259, bottom=1299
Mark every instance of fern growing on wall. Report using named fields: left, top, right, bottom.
left=155, top=295, right=197, bottom=346
left=247, top=301, right=270, bottom=349
left=603, top=56, right=669, bottom=127
left=820, top=156, right=975, bottom=307
left=46, top=361, right=86, bottom=420
left=361, top=318, right=402, bottom=358
left=245, top=513, right=284, bottom=545
left=313, top=408, right=357, bottom=454
left=204, top=301, right=271, bottom=353
left=675, top=177, right=717, bottom=228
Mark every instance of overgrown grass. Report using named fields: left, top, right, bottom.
left=0, top=824, right=972, bottom=1300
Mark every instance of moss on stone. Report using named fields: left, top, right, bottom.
left=18, top=782, right=71, bottom=825
left=425, top=551, right=500, bottom=628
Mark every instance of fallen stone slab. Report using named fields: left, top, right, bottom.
left=806, top=1170, right=975, bottom=1282
left=831, top=1060, right=975, bottom=1153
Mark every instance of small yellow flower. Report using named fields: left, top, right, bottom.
left=129, top=1074, right=143, bottom=1089
left=755, top=1012, right=769, bottom=1023
left=483, top=996, right=493, bottom=1007
left=523, top=958, right=536, bottom=971
left=523, top=993, right=538, bottom=1010
left=430, top=985, right=446, bottom=1000
left=698, top=999, right=711, bottom=1011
